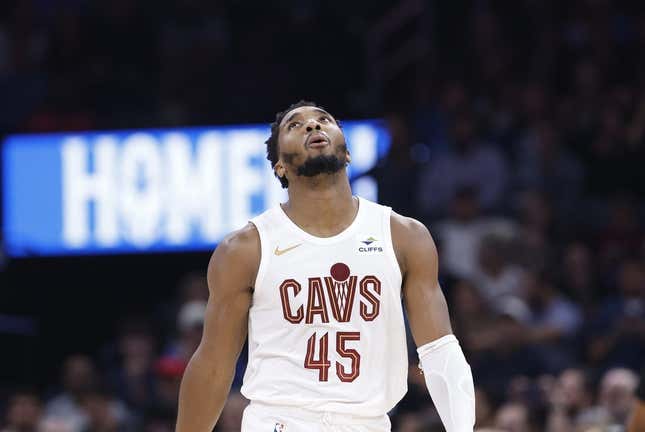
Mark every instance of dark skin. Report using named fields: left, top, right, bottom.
left=175, top=106, right=453, bottom=432
left=629, top=369, right=645, bottom=432
left=629, top=402, right=645, bottom=432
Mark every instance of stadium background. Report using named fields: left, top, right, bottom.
left=1, top=0, right=645, bottom=431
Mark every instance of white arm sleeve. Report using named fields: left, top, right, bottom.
left=417, top=334, right=476, bottom=432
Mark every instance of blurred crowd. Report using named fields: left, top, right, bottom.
left=1, top=272, right=211, bottom=432
left=0, top=0, right=390, bottom=132
left=2, top=0, right=645, bottom=431
left=374, top=0, right=645, bottom=430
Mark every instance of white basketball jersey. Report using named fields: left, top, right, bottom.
left=241, top=197, right=408, bottom=416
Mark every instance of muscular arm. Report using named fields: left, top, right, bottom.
left=392, top=214, right=452, bottom=345
left=393, top=213, right=475, bottom=432
left=176, top=224, right=259, bottom=432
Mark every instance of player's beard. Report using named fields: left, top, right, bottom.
left=296, top=144, right=347, bottom=178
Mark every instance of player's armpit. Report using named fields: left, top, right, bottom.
left=391, top=213, right=452, bottom=346
left=176, top=223, right=259, bottom=432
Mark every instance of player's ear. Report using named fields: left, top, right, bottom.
left=346, top=150, right=351, bottom=165
left=275, top=162, right=286, bottom=179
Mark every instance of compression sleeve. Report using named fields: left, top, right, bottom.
left=417, top=334, right=476, bottom=432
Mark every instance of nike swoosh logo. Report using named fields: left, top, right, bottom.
left=274, top=243, right=302, bottom=256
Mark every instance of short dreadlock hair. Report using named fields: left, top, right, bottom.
left=265, top=100, right=341, bottom=189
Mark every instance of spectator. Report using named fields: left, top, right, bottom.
left=177, top=272, right=209, bottom=305
left=577, top=368, right=639, bottom=429
left=43, top=355, right=98, bottom=431
left=513, top=190, right=557, bottom=272
left=151, top=356, right=186, bottom=413
left=589, top=260, right=645, bottom=371
left=42, top=356, right=131, bottom=432
left=413, top=80, right=469, bottom=155
left=141, top=404, right=175, bottom=432
left=452, top=278, right=533, bottom=398
left=473, top=235, right=525, bottom=307
left=164, top=300, right=206, bottom=361
left=80, top=388, right=130, bottom=432
left=544, top=368, right=593, bottom=431
left=417, top=109, right=509, bottom=218
left=599, top=368, right=639, bottom=425
left=582, top=104, right=634, bottom=198
left=1, top=389, right=42, bottom=432
left=596, top=197, right=643, bottom=272
left=475, top=388, right=496, bottom=429
left=364, top=112, right=420, bottom=217
left=434, top=187, right=518, bottom=280
left=156, top=272, right=209, bottom=341
left=104, top=319, right=157, bottom=413
left=560, top=242, right=601, bottom=316
left=515, top=120, right=584, bottom=217
left=453, top=278, right=526, bottom=355
left=521, top=270, right=582, bottom=372
left=494, top=402, right=533, bottom=432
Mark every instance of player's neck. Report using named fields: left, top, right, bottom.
left=283, top=175, right=356, bottom=237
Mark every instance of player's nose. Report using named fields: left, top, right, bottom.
left=305, top=119, right=322, bottom=132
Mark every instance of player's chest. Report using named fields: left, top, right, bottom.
left=255, top=243, right=398, bottom=325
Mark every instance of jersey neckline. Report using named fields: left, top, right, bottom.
left=276, top=196, right=366, bottom=245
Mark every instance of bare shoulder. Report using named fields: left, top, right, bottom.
left=214, top=222, right=260, bottom=256
left=390, top=212, right=438, bottom=275
left=390, top=211, right=435, bottom=248
left=207, top=223, right=260, bottom=292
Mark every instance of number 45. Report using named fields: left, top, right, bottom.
left=304, top=332, right=361, bottom=382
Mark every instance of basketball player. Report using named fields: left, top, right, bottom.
left=176, top=101, right=475, bottom=431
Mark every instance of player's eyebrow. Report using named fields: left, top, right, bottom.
left=282, top=112, right=302, bottom=128
left=282, top=108, right=333, bottom=128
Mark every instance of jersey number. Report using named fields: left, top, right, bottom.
left=304, top=331, right=361, bottom=382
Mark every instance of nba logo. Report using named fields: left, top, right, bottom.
left=274, top=422, right=286, bottom=432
